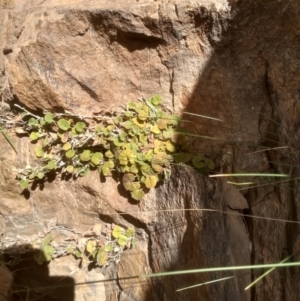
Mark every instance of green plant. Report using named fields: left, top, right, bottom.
left=30, top=224, right=135, bottom=267
left=15, top=95, right=214, bottom=200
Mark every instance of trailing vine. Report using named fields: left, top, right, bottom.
left=33, top=224, right=136, bottom=267
left=2, top=224, right=136, bottom=268
left=15, top=95, right=214, bottom=200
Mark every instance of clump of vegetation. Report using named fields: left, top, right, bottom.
left=16, top=95, right=214, bottom=200
left=30, top=224, right=135, bottom=267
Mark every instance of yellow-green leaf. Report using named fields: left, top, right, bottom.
left=112, top=225, right=123, bottom=238
left=62, top=142, right=72, bottom=151
left=125, top=228, right=135, bottom=238
left=151, top=124, right=160, bottom=134
left=30, top=131, right=40, bottom=141
left=65, top=149, right=75, bottom=158
left=80, top=150, right=91, bottom=162
left=86, top=240, right=96, bottom=254
left=117, top=235, right=128, bottom=247
left=131, top=189, right=145, bottom=201
left=97, top=247, right=108, bottom=266
left=144, top=175, right=158, bottom=189
left=122, top=173, right=135, bottom=191
left=57, top=119, right=70, bottom=131
left=35, top=145, right=44, bottom=158
left=91, top=152, right=103, bottom=165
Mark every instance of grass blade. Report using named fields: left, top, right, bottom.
left=0, top=125, right=17, bottom=153
left=244, top=255, right=292, bottom=290
left=142, top=262, right=300, bottom=278
left=182, top=112, right=223, bottom=122
left=176, top=276, right=234, bottom=292
left=210, top=173, right=289, bottom=178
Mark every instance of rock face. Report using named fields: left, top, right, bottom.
left=1, top=0, right=300, bottom=301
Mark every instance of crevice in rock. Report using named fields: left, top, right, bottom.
left=114, top=210, right=148, bottom=230
left=174, top=4, right=179, bottom=19
left=74, top=80, right=99, bottom=102
left=116, top=30, right=163, bottom=52
left=115, top=277, right=123, bottom=301
left=64, top=70, right=99, bottom=102
left=169, top=68, right=175, bottom=110
left=88, top=11, right=164, bottom=52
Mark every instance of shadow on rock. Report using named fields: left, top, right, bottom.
left=1, top=245, right=74, bottom=301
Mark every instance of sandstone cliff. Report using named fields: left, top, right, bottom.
left=1, top=0, right=300, bottom=301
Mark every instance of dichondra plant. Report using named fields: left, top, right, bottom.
left=16, top=95, right=214, bottom=200
left=7, top=224, right=135, bottom=268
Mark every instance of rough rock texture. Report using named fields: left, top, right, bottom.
left=1, top=0, right=300, bottom=301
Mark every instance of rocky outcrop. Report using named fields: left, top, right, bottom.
left=1, top=0, right=300, bottom=300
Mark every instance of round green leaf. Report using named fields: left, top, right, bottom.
left=106, top=160, right=114, bottom=169
left=140, top=164, right=154, bottom=176
left=105, top=244, right=113, bottom=252
left=43, top=245, right=55, bottom=262
left=131, top=189, right=145, bottom=201
left=124, top=111, right=134, bottom=118
left=113, top=138, right=124, bottom=147
left=37, top=172, right=45, bottom=179
left=91, top=152, right=103, bottom=165
left=19, top=179, right=29, bottom=189
left=144, top=175, right=158, bottom=189
left=192, top=155, right=205, bottom=169
left=35, top=145, right=44, bottom=158
left=105, top=150, right=114, bottom=158
left=132, top=117, right=145, bottom=128
left=125, top=228, right=135, bottom=238
left=47, top=160, right=56, bottom=170
left=62, top=142, right=72, bottom=151
left=130, top=165, right=138, bottom=174
left=174, top=152, right=192, bottom=163
left=122, top=173, right=135, bottom=191
left=66, top=245, right=74, bottom=254
left=66, top=165, right=74, bottom=173
left=80, top=150, right=91, bottom=162
left=117, top=235, right=128, bottom=247
left=101, top=164, right=112, bottom=176
left=151, top=163, right=163, bottom=173
left=204, top=158, right=215, bottom=170
left=166, top=141, right=176, bottom=153
left=86, top=240, right=96, bottom=254
left=114, top=116, right=123, bottom=124
left=138, top=110, right=148, bottom=121
left=75, top=121, right=86, bottom=133
left=30, top=131, right=40, bottom=141
left=151, top=124, right=160, bottom=134
left=57, top=119, right=70, bottom=131
left=151, top=94, right=162, bottom=106
left=97, top=247, right=108, bottom=266
left=79, top=167, right=90, bottom=176
left=28, top=118, right=38, bottom=127
left=74, top=249, right=83, bottom=259
left=28, top=173, right=36, bottom=180
left=112, top=225, right=123, bottom=238
left=124, top=120, right=133, bottom=130
left=44, top=112, right=54, bottom=123
left=65, top=149, right=75, bottom=158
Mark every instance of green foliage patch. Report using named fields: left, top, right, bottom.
left=28, top=225, right=135, bottom=267
left=16, top=95, right=214, bottom=200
